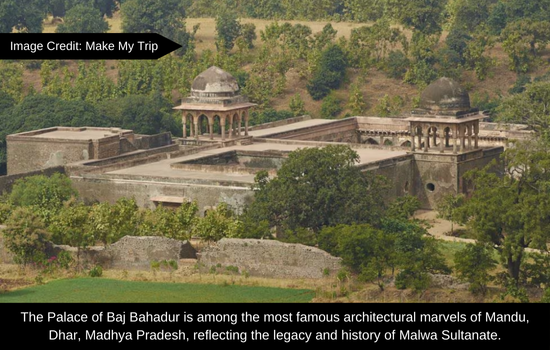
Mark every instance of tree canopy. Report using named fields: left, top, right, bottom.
left=56, top=4, right=110, bottom=33
left=244, top=145, right=388, bottom=234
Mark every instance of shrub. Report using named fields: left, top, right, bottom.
left=320, top=93, right=343, bottom=119
left=383, top=50, right=409, bottom=79
left=89, top=265, right=103, bottom=277
left=307, top=44, right=347, bottom=100
left=3, top=207, right=49, bottom=266
left=453, top=243, right=496, bottom=295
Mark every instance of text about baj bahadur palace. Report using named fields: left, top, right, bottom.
left=21, top=310, right=529, bottom=344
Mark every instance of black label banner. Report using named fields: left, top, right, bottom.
left=3, top=302, right=549, bottom=348
left=0, top=33, right=182, bottom=60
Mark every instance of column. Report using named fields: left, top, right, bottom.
left=460, top=127, right=466, bottom=151
left=244, top=111, right=249, bottom=136
left=453, top=125, right=458, bottom=154
left=424, top=126, right=429, bottom=152
left=439, top=125, right=444, bottom=153
left=237, top=115, right=241, bottom=136
left=194, top=119, right=199, bottom=140
left=411, top=125, right=416, bottom=151
left=209, top=115, right=214, bottom=140
left=182, top=113, right=187, bottom=139
left=474, top=122, right=479, bottom=149
left=467, top=124, right=472, bottom=150
left=221, top=116, right=226, bottom=141
left=433, top=127, right=437, bottom=148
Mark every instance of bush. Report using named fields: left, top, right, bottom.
left=320, top=93, right=343, bottom=119
left=307, top=44, right=347, bottom=100
left=3, top=207, right=50, bottom=266
left=453, top=243, right=496, bottom=295
left=88, top=265, right=103, bottom=277
left=383, top=50, right=409, bottom=80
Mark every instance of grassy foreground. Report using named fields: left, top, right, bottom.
left=0, top=277, right=315, bottom=303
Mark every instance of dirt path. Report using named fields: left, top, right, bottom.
left=413, top=210, right=476, bottom=244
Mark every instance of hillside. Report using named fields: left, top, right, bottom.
left=21, top=14, right=550, bottom=119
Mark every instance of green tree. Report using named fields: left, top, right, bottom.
left=347, top=83, right=366, bottom=115
left=320, top=93, right=343, bottom=119
left=289, top=93, right=306, bottom=117
left=9, top=173, right=78, bottom=225
left=453, top=243, right=496, bottom=295
left=306, top=44, right=347, bottom=100
left=455, top=140, right=550, bottom=283
left=3, top=207, right=49, bottom=266
left=215, top=7, right=242, bottom=51
left=192, top=203, right=243, bottom=242
left=56, top=4, right=110, bottom=33
left=121, top=0, right=192, bottom=55
left=49, top=200, right=94, bottom=267
left=245, top=145, right=388, bottom=235
left=496, top=80, right=550, bottom=135
left=138, top=201, right=198, bottom=240
left=0, top=0, right=45, bottom=33
left=501, top=20, right=550, bottom=73
left=436, top=193, right=465, bottom=236
left=385, top=0, right=445, bottom=35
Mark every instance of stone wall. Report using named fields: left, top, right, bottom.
left=7, top=136, right=92, bottom=175
left=70, top=175, right=254, bottom=213
left=197, top=238, right=342, bottom=278
left=0, top=166, right=66, bottom=196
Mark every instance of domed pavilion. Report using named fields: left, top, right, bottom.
left=407, top=77, right=485, bottom=153
left=174, top=66, right=256, bottom=141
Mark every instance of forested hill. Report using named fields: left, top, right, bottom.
left=1, top=0, right=550, bottom=174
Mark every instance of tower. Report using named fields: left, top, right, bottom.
left=406, top=77, right=503, bottom=208
left=174, top=66, right=256, bottom=141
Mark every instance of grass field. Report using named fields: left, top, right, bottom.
left=0, top=278, right=315, bottom=303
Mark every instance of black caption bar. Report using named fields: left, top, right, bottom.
left=4, top=303, right=549, bottom=348
left=0, top=33, right=182, bottom=60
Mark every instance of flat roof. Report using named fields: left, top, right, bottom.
left=248, top=119, right=337, bottom=137
left=31, top=129, right=125, bottom=140
left=105, top=142, right=407, bottom=184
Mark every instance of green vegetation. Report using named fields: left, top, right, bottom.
left=0, top=278, right=314, bottom=303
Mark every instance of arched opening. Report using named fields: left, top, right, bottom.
left=401, top=140, right=412, bottom=147
left=383, top=139, right=393, bottom=146
left=404, top=181, right=409, bottom=193
left=198, top=114, right=209, bottom=135
left=444, top=127, right=451, bottom=147
left=365, top=138, right=379, bottom=145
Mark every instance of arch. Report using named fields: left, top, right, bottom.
left=383, top=139, right=393, bottom=146
left=401, top=140, right=411, bottom=147
left=365, top=138, right=379, bottom=145
left=198, top=114, right=210, bottom=135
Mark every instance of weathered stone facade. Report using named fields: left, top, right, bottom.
left=197, top=238, right=343, bottom=278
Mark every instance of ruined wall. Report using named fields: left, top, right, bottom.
left=198, top=238, right=342, bottom=278
left=70, top=175, right=254, bottom=213
left=456, top=147, right=503, bottom=194
left=412, top=153, right=458, bottom=209
left=7, top=137, right=92, bottom=175
left=92, top=135, right=121, bottom=159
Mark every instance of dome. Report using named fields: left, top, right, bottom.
left=190, top=66, right=239, bottom=98
left=419, top=77, right=471, bottom=112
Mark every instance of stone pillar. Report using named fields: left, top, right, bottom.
left=439, top=126, right=445, bottom=153
left=467, top=124, right=472, bottom=150
left=453, top=125, right=458, bottom=154
left=424, top=126, right=429, bottom=152
left=237, top=115, right=241, bottom=136
left=182, top=113, right=187, bottom=139
left=411, top=126, right=416, bottom=152
left=194, top=120, right=199, bottom=140
left=474, top=122, right=479, bottom=149
left=209, top=117, right=214, bottom=140
left=221, top=116, right=226, bottom=141
left=244, top=111, right=249, bottom=136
